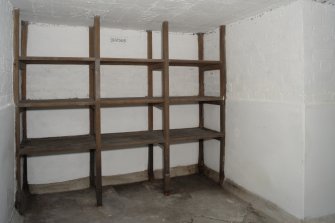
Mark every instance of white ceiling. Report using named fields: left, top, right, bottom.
left=10, top=0, right=298, bottom=33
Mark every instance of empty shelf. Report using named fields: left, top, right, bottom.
left=102, top=131, right=163, bottom=150
left=19, top=56, right=95, bottom=64
left=101, top=127, right=223, bottom=150
left=101, top=58, right=164, bottom=65
left=19, top=99, right=95, bottom=109
left=20, top=135, right=95, bottom=156
left=169, top=96, right=223, bottom=105
left=170, top=127, right=223, bottom=144
left=101, top=97, right=164, bottom=107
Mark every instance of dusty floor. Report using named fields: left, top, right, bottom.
left=24, top=175, right=279, bottom=223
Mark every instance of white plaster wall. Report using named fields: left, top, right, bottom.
left=0, top=1, right=15, bottom=223
left=204, top=1, right=306, bottom=218
left=26, top=24, right=199, bottom=183
left=303, top=0, right=335, bottom=218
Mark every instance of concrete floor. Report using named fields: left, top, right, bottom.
left=24, top=175, right=279, bottom=223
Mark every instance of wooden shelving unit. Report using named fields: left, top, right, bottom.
left=13, top=9, right=226, bottom=214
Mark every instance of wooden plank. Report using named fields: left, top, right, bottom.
left=19, top=128, right=222, bottom=156
left=19, top=98, right=95, bottom=109
left=198, top=33, right=205, bottom=175
left=219, top=25, right=227, bottom=186
left=169, top=96, right=221, bottom=105
left=202, top=64, right=220, bottom=71
left=169, top=59, right=220, bottom=67
left=19, top=56, right=94, bottom=64
left=100, top=58, right=163, bottom=65
left=170, top=128, right=223, bottom=143
left=162, top=21, right=170, bottom=194
left=147, top=30, right=154, bottom=181
left=101, top=97, right=163, bottom=107
left=101, top=128, right=222, bottom=151
left=93, top=16, right=102, bottom=206
left=102, top=131, right=163, bottom=150
left=13, top=10, right=20, bottom=105
left=21, top=21, right=28, bottom=140
left=89, top=26, right=96, bottom=188
left=13, top=8, right=22, bottom=213
left=20, top=135, right=95, bottom=156
left=20, top=21, right=29, bottom=193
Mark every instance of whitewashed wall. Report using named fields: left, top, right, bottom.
left=26, top=24, right=200, bottom=183
left=204, top=1, right=306, bottom=219
left=0, top=1, right=15, bottom=223
left=303, top=0, right=335, bottom=219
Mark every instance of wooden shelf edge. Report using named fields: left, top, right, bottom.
left=100, top=58, right=164, bottom=65
left=19, top=56, right=95, bottom=64
left=19, top=99, right=95, bottom=109
left=169, top=59, right=221, bottom=67
left=20, top=135, right=95, bottom=156
left=169, top=96, right=223, bottom=104
left=19, top=128, right=223, bottom=156
left=101, top=97, right=164, bottom=107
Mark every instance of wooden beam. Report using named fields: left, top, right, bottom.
left=147, top=30, right=154, bottom=181
left=13, top=8, right=24, bottom=214
left=162, top=21, right=170, bottom=194
left=21, top=21, right=29, bottom=194
left=21, top=21, right=28, bottom=140
left=93, top=16, right=102, bottom=206
left=89, top=26, right=96, bottom=188
left=197, top=33, right=205, bottom=175
left=219, top=25, right=226, bottom=186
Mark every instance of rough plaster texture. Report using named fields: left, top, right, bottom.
left=25, top=24, right=201, bottom=184
left=203, top=1, right=306, bottom=219
left=9, top=0, right=296, bottom=33
left=303, top=0, right=335, bottom=219
left=0, top=1, right=16, bottom=223
left=202, top=0, right=335, bottom=219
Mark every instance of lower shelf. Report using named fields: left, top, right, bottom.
left=20, top=128, right=224, bottom=156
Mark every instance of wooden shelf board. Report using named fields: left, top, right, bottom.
left=101, top=97, right=164, bottom=107
left=19, top=99, right=95, bottom=109
left=169, top=59, right=220, bottom=67
left=19, top=56, right=95, bottom=64
left=169, top=96, right=222, bottom=104
left=170, top=127, right=223, bottom=143
left=101, top=58, right=164, bottom=65
left=101, top=127, right=223, bottom=151
left=20, top=128, right=223, bottom=156
left=20, top=135, right=95, bottom=156
left=102, top=130, right=163, bottom=150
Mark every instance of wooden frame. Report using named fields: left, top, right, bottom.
left=13, top=10, right=227, bottom=213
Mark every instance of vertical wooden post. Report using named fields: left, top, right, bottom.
left=197, top=33, right=205, bottom=175
left=89, top=26, right=96, bottom=188
left=93, top=16, right=102, bottom=206
left=219, top=26, right=226, bottom=186
left=147, top=31, right=154, bottom=181
left=21, top=21, right=29, bottom=192
left=13, top=9, right=22, bottom=213
left=162, top=21, right=170, bottom=194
